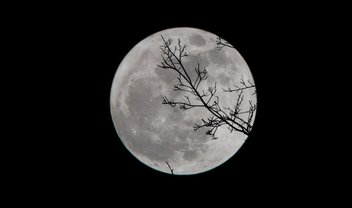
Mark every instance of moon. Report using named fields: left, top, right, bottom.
left=110, top=27, right=256, bottom=175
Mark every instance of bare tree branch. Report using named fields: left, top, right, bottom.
left=166, top=161, right=174, bottom=175
left=216, top=37, right=234, bottom=50
left=222, top=75, right=256, bottom=94
left=157, top=35, right=256, bottom=139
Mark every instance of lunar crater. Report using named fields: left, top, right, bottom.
left=189, top=34, right=206, bottom=46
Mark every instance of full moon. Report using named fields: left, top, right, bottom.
left=110, top=27, right=256, bottom=175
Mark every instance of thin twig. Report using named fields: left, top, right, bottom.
left=166, top=161, right=174, bottom=175
left=216, top=37, right=234, bottom=50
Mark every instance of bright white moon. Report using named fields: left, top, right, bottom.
left=110, top=27, right=256, bottom=175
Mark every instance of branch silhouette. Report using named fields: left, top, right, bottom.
left=157, top=35, right=256, bottom=139
left=216, top=37, right=234, bottom=50
left=222, top=75, right=257, bottom=95
left=165, top=161, right=174, bottom=175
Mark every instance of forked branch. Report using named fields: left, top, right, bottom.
left=216, top=37, right=234, bottom=50
left=157, top=35, right=256, bottom=139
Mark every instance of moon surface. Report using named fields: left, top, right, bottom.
left=110, top=27, right=256, bottom=175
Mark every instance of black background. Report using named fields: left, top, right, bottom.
left=62, top=13, right=307, bottom=195
left=11, top=2, right=348, bottom=204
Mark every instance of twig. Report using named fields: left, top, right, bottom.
left=166, top=161, right=174, bottom=175
left=216, top=37, right=234, bottom=50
